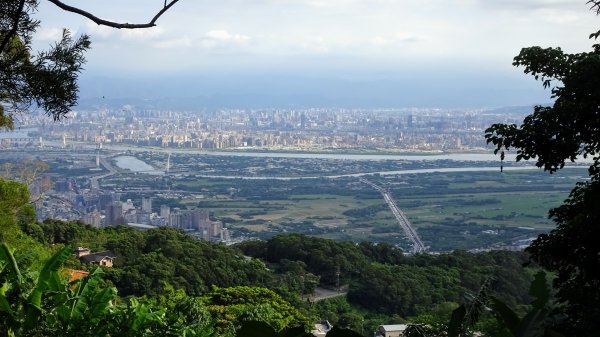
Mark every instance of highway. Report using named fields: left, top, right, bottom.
left=90, top=156, right=120, bottom=190
left=360, top=178, right=427, bottom=254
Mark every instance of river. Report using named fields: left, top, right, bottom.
left=113, top=156, right=161, bottom=174
left=110, top=145, right=592, bottom=180
left=185, top=165, right=576, bottom=180
left=107, top=144, right=512, bottom=161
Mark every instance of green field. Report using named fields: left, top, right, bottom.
left=401, top=191, right=563, bottom=229
left=180, top=169, right=583, bottom=250
left=104, top=155, right=587, bottom=251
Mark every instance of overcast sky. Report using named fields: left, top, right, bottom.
left=32, top=0, right=600, bottom=108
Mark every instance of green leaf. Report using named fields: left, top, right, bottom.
left=447, top=304, right=466, bottom=337
left=127, top=298, right=165, bottom=332
left=514, top=309, right=545, bottom=337
left=71, top=267, right=104, bottom=321
left=279, top=325, right=312, bottom=337
left=24, top=245, right=72, bottom=330
left=325, top=326, right=363, bottom=337
left=529, top=271, right=550, bottom=310
left=0, top=290, right=15, bottom=318
left=38, top=245, right=73, bottom=283
left=489, top=296, right=520, bottom=335
left=0, top=243, right=22, bottom=283
left=236, top=321, right=278, bottom=337
left=87, top=287, right=117, bottom=324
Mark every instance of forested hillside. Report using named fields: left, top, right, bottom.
left=0, top=177, right=542, bottom=336
left=23, top=219, right=536, bottom=315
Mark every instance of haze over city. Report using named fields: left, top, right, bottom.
left=33, top=0, right=600, bottom=108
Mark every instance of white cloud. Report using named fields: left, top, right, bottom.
left=300, top=36, right=330, bottom=53
left=395, top=32, right=421, bottom=43
left=299, top=0, right=354, bottom=8
left=154, top=36, right=193, bottom=49
left=201, top=30, right=251, bottom=49
left=36, top=27, right=64, bottom=42
left=274, top=0, right=396, bottom=8
left=478, top=0, right=575, bottom=11
left=371, top=36, right=388, bottom=46
left=543, top=12, right=580, bottom=24
left=205, top=30, right=250, bottom=42
left=33, top=0, right=600, bottom=74
left=369, top=32, right=424, bottom=49
left=121, top=27, right=164, bottom=41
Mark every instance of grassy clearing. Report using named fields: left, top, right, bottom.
left=400, top=191, right=565, bottom=230
left=207, top=195, right=383, bottom=231
left=169, top=167, right=584, bottom=249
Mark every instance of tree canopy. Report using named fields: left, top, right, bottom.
left=0, top=0, right=181, bottom=128
left=0, top=1, right=90, bottom=128
left=486, top=44, right=600, bottom=175
left=485, top=3, right=600, bottom=336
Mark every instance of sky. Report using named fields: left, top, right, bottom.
left=32, top=0, right=600, bottom=108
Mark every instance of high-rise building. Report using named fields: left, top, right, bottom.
left=98, top=193, right=115, bottom=211
left=211, top=221, right=222, bottom=237
left=82, top=211, right=102, bottom=227
left=220, top=227, right=230, bottom=242
left=191, top=209, right=210, bottom=231
left=142, top=197, right=152, bottom=213
left=54, top=179, right=73, bottom=192
left=160, top=205, right=170, bottom=219
left=105, top=202, right=124, bottom=226
left=122, top=199, right=135, bottom=213
left=168, top=208, right=182, bottom=228
left=124, top=209, right=138, bottom=224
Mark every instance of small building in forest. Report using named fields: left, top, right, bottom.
left=376, top=324, right=408, bottom=337
left=74, top=247, right=116, bottom=267
left=311, top=320, right=332, bottom=337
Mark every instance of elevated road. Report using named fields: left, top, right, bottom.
left=360, top=178, right=426, bottom=253
left=90, top=156, right=120, bottom=190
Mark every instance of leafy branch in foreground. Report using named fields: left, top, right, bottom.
left=1, top=0, right=181, bottom=128
left=589, top=0, right=600, bottom=38
left=484, top=3, right=600, bottom=336
left=484, top=42, right=600, bottom=175
left=1, top=0, right=90, bottom=128
left=0, top=243, right=176, bottom=337
left=447, top=272, right=561, bottom=337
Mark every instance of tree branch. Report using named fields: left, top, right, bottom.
left=0, top=0, right=26, bottom=54
left=46, top=0, right=181, bottom=29
left=589, top=0, right=600, bottom=15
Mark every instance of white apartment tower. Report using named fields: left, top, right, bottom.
left=142, top=197, right=152, bottom=213
left=160, top=204, right=170, bottom=218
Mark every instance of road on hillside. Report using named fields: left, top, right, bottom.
left=304, top=287, right=347, bottom=303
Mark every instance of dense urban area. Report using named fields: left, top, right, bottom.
left=4, top=106, right=527, bottom=151
left=0, top=106, right=585, bottom=252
